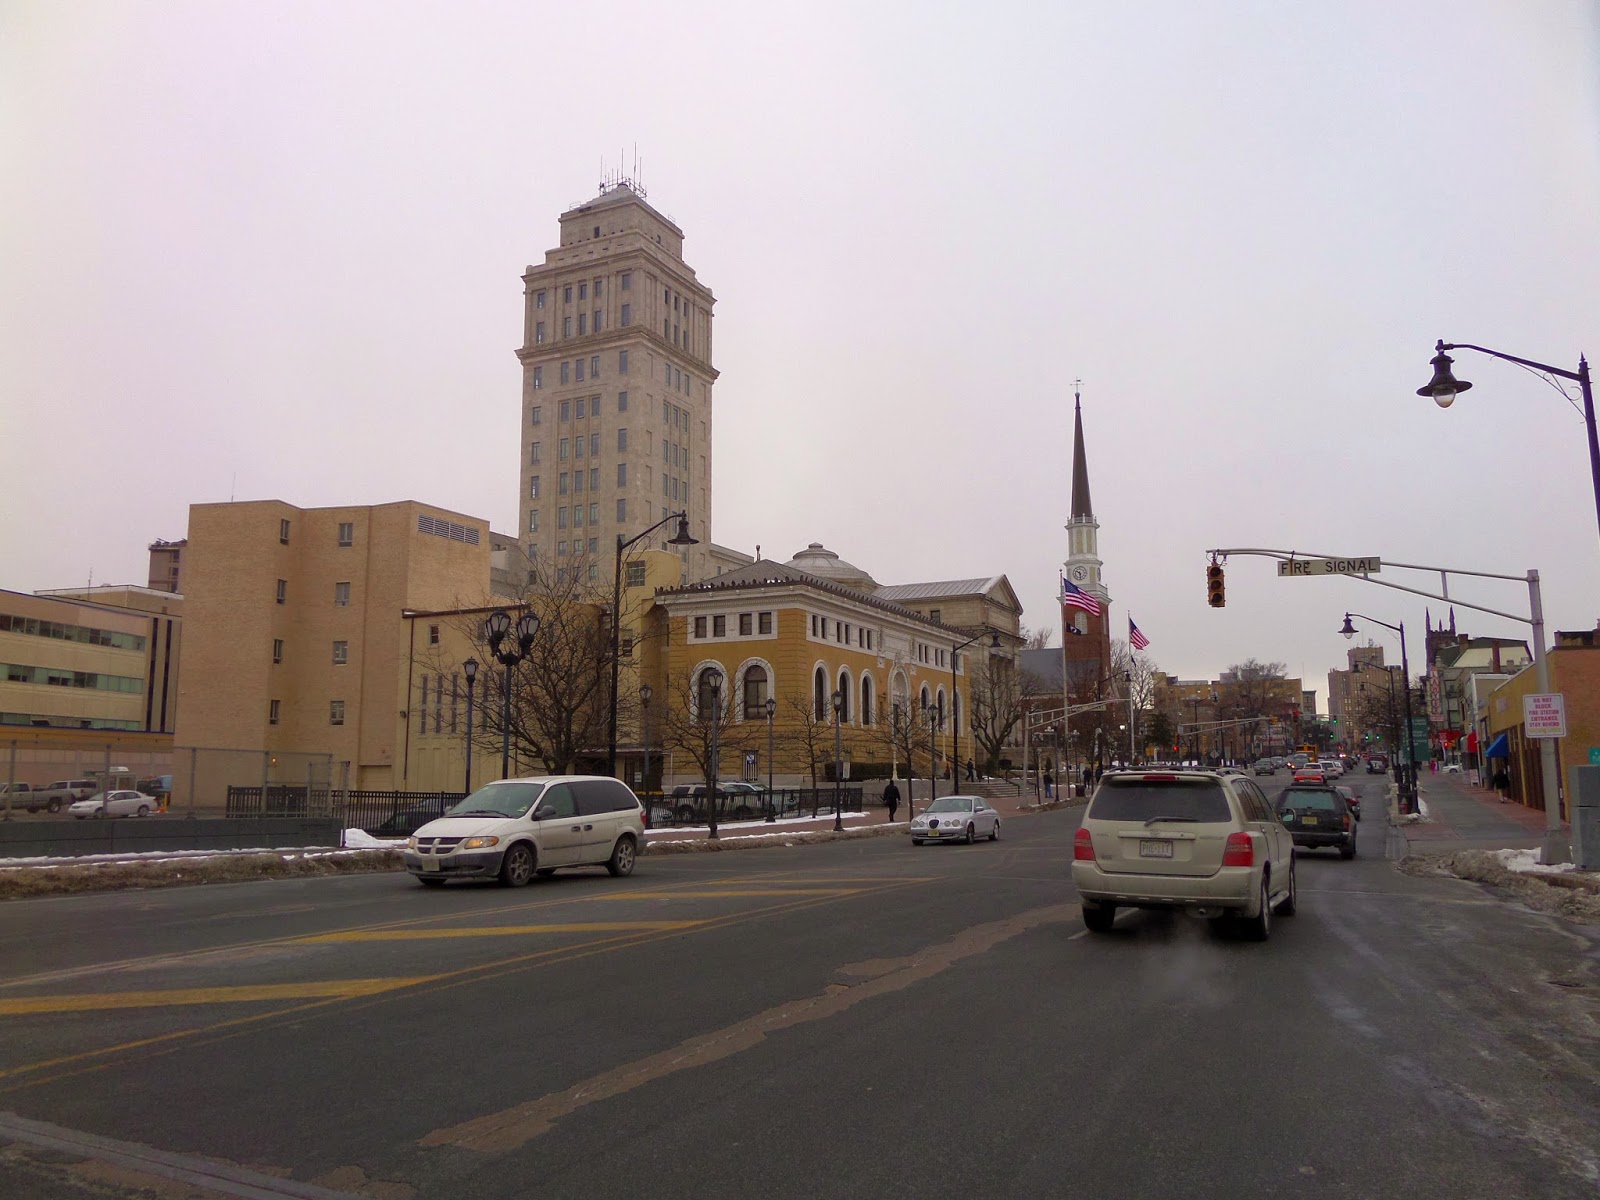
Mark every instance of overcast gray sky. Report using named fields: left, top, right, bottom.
left=4, top=0, right=1598, bottom=705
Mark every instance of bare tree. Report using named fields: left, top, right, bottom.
left=1023, top=624, right=1054, bottom=650
left=969, top=659, right=1037, bottom=774
left=415, top=561, right=616, bottom=777
left=1109, top=640, right=1161, bottom=761
left=784, top=692, right=833, bottom=817
left=652, top=665, right=745, bottom=838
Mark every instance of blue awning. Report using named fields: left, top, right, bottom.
left=1484, top=732, right=1510, bottom=759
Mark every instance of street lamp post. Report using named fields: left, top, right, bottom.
left=830, top=689, right=845, bottom=833
left=1342, top=613, right=1418, bottom=810
left=463, top=657, right=478, bottom=794
left=639, top=683, right=653, bottom=823
left=1125, top=669, right=1135, bottom=766
left=706, top=669, right=723, bottom=838
left=1420, top=340, right=1600, bottom=552
left=608, top=511, right=699, bottom=777
left=765, top=696, right=777, bottom=822
left=924, top=702, right=939, bottom=805
left=485, top=609, right=538, bottom=781
left=948, top=630, right=1000, bottom=784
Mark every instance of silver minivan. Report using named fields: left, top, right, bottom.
left=403, top=776, right=645, bottom=887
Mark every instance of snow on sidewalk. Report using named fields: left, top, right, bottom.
left=1486, top=848, right=1578, bottom=875
left=0, top=830, right=405, bottom=871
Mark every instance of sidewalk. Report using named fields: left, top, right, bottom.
left=1398, top=769, right=1567, bottom=856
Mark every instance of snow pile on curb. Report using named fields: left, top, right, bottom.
left=0, top=847, right=403, bottom=900
left=644, top=823, right=906, bottom=854
left=1488, top=848, right=1577, bottom=875
left=1400, top=850, right=1600, bottom=922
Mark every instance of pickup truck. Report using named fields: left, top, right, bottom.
left=0, top=782, right=38, bottom=810
left=24, top=779, right=98, bottom=813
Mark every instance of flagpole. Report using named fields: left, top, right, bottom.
left=1059, top=573, right=1071, bottom=795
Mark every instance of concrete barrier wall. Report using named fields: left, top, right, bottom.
left=0, top=818, right=345, bottom=860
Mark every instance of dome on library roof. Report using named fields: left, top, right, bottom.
left=786, top=542, right=878, bottom=591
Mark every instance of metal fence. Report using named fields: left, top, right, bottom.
left=640, top=786, right=864, bottom=826
left=225, top=787, right=466, bottom=836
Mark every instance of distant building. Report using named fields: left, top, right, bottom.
left=148, top=538, right=186, bottom=594
left=174, top=499, right=494, bottom=791
left=2, top=585, right=181, bottom=733
left=517, top=178, right=718, bottom=587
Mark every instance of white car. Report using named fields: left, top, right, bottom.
left=403, top=775, right=645, bottom=887
left=69, top=790, right=159, bottom=819
left=909, top=796, right=1000, bottom=844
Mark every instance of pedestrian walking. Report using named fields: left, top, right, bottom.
left=1491, top=766, right=1511, bottom=803
left=965, top=758, right=976, bottom=781
left=1081, top=765, right=1092, bottom=793
left=882, top=778, right=901, bottom=822
left=1043, top=770, right=1054, bottom=799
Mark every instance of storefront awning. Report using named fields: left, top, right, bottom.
left=1484, top=732, right=1510, bottom=759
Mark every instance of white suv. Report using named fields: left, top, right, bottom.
left=1072, top=770, right=1296, bottom=940
left=404, top=776, right=645, bottom=887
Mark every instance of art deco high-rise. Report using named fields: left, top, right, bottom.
left=517, top=180, right=717, bottom=586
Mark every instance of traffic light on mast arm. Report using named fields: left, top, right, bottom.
left=1206, top=560, right=1225, bottom=607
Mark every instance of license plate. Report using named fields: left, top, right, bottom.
left=1303, top=816, right=1318, bottom=827
left=423, top=859, right=441, bottom=872
left=1139, top=840, right=1174, bottom=858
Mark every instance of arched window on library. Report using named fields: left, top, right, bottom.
left=743, top=665, right=769, bottom=720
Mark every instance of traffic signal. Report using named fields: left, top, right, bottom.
left=1206, top=561, right=1225, bottom=607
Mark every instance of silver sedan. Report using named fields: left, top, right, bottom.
left=909, top=796, right=1000, bottom=845
left=68, top=790, right=159, bottom=819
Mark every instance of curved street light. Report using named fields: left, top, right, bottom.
left=765, top=695, right=777, bottom=823
left=1341, top=612, right=1418, bottom=809
left=1420, top=339, right=1600, bottom=553
left=608, top=512, right=698, bottom=777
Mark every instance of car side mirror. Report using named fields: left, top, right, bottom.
left=531, top=805, right=552, bottom=821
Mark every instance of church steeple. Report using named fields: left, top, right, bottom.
left=1070, top=389, right=1094, bottom=523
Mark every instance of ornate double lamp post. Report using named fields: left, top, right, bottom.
left=485, top=609, right=539, bottom=781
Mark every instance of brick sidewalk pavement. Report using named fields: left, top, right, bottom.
left=1404, top=768, right=1567, bottom=854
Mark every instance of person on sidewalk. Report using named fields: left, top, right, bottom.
left=1492, top=766, right=1511, bottom=803
left=1043, top=770, right=1054, bottom=799
left=966, top=758, right=976, bottom=781
left=882, top=778, right=900, bottom=822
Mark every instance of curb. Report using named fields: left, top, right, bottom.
left=643, top=823, right=908, bottom=854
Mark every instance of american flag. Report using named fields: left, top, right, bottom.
left=1060, top=575, right=1103, bottom=617
left=1129, top=618, right=1150, bottom=652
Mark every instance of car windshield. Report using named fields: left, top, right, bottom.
left=1088, top=779, right=1231, bottom=823
left=446, top=781, right=545, bottom=818
left=925, top=798, right=974, bottom=813
left=1278, top=788, right=1341, bottom=813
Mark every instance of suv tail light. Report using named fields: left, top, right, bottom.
left=1074, top=827, right=1096, bottom=861
left=1222, top=831, right=1255, bottom=867
left=1343, top=813, right=1352, bottom=831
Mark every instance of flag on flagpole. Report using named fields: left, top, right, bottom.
left=1060, top=576, right=1103, bottom=617
left=1129, top=618, right=1150, bottom=651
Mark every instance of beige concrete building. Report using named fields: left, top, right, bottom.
left=517, top=179, right=718, bottom=589
left=175, top=499, right=493, bottom=789
left=1, top=587, right=180, bottom=733
left=148, top=539, right=186, bottom=593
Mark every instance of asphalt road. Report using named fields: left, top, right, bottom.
left=2, top=774, right=1597, bottom=1200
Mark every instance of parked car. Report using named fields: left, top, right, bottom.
left=1252, top=760, right=1276, bottom=776
left=68, top=790, right=159, bottom=819
left=31, top=779, right=98, bottom=813
left=136, top=775, right=173, bottom=804
left=908, top=796, right=1000, bottom=845
left=404, top=776, right=644, bottom=887
left=1276, top=783, right=1357, bottom=859
left=1335, top=784, right=1361, bottom=821
left=1072, top=770, right=1296, bottom=940
left=665, top=782, right=768, bottom=823
left=372, top=806, right=450, bottom=837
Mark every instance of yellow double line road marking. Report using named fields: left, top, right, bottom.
left=300, top=920, right=704, bottom=943
left=0, top=978, right=433, bottom=1017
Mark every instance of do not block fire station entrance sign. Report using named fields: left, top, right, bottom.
left=1523, top=693, right=1567, bottom=739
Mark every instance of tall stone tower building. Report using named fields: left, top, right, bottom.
left=1061, top=391, right=1113, bottom=699
left=517, top=179, right=717, bottom=586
